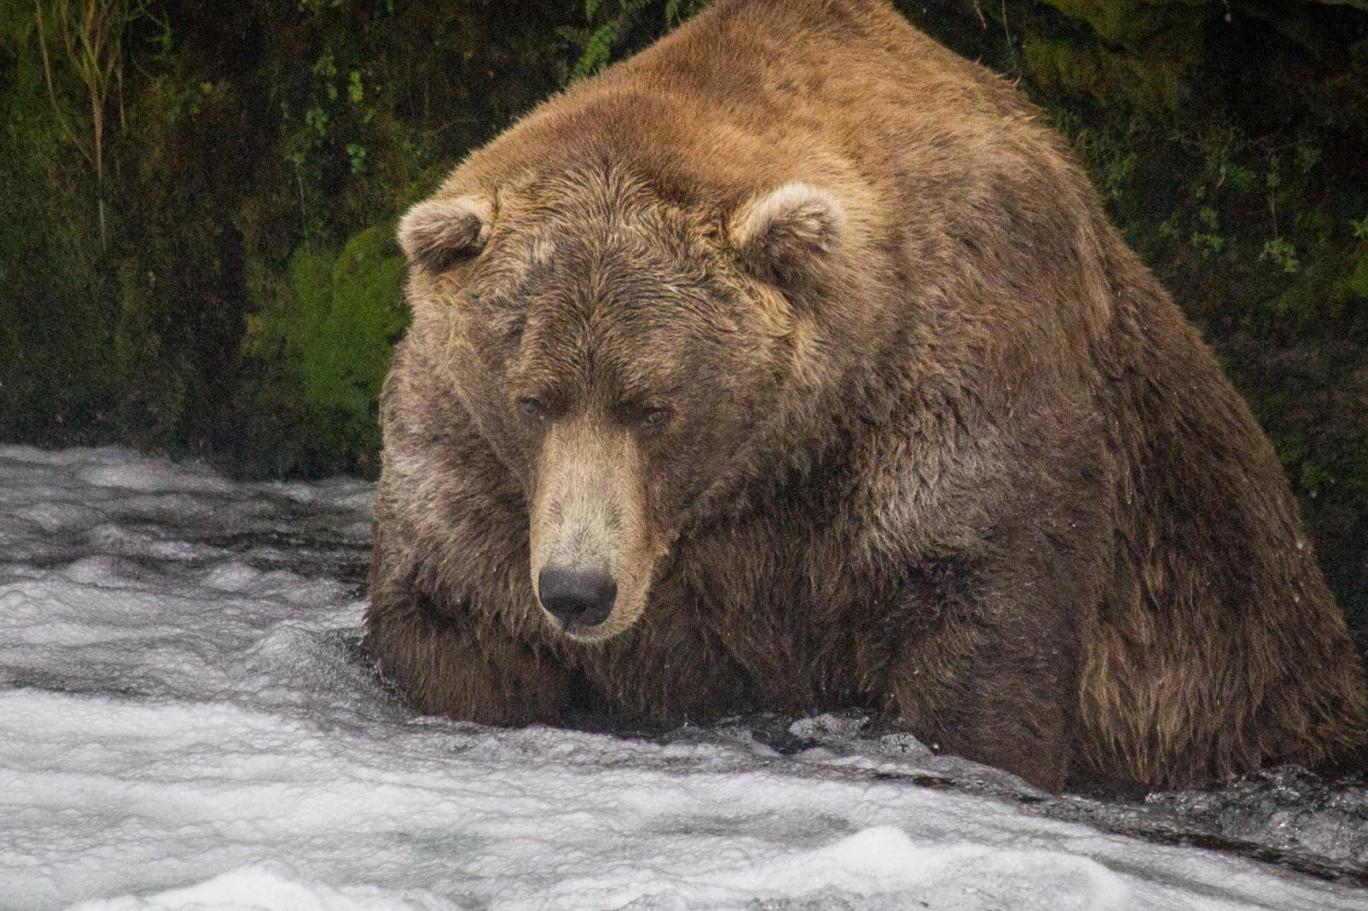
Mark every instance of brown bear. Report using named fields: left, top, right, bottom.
left=364, top=0, right=1367, bottom=791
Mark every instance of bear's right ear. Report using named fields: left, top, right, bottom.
left=397, top=195, right=493, bottom=272
left=728, top=182, right=847, bottom=286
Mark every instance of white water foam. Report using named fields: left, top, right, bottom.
left=0, top=446, right=1363, bottom=910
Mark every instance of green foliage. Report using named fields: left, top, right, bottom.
left=1023, top=34, right=1192, bottom=110
left=570, top=0, right=708, bottom=79
left=1037, top=0, right=1208, bottom=47
left=1260, top=237, right=1301, bottom=275
left=0, top=0, right=578, bottom=467
left=218, top=227, right=404, bottom=477
left=0, top=0, right=116, bottom=441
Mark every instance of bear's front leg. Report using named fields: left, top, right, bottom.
left=886, top=540, right=1093, bottom=792
left=365, top=526, right=572, bottom=725
left=365, top=587, right=571, bottom=725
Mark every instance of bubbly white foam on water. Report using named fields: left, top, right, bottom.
left=0, top=445, right=1364, bottom=911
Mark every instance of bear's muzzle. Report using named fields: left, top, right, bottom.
left=529, top=417, right=661, bottom=642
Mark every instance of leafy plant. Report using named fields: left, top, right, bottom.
left=32, top=0, right=145, bottom=248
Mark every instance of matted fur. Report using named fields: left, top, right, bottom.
left=365, top=0, right=1367, bottom=791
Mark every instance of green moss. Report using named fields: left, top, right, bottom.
left=1038, top=0, right=1210, bottom=47
left=1345, top=249, right=1368, bottom=299
left=1024, top=35, right=1192, bottom=110
left=0, top=7, right=117, bottom=440
left=230, top=225, right=405, bottom=477
left=295, top=225, right=407, bottom=464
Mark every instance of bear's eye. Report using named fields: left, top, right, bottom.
left=636, top=406, right=674, bottom=430
left=517, top=396, right=550, bottom=424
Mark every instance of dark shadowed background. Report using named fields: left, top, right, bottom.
left=2, top=0, right=1366, bottom=645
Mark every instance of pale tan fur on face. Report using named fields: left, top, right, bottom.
left=529, top=417, right=664, bottom=642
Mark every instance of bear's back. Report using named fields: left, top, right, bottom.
left=443, top=0, right=1062, bottom=221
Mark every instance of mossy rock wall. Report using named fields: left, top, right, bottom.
left=2, top=0, right=1366, bottom=642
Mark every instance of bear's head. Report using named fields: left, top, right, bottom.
left=397, top=165, right=850, bottom=642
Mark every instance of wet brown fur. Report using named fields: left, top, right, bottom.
left=365, top=0, right=1368, bottom=791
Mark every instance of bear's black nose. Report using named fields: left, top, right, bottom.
left=538, top=566, right=617, bottom=629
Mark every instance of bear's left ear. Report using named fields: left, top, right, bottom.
left=728, top=182, right=846, bottom=285
left=397, top=194, right=493, bottom=273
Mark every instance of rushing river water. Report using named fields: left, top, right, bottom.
left=1, top=446, right=1365, bottom=910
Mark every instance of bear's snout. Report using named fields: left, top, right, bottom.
left=528, top=417, right=661, bottom=642
left=538, top=565, right=617, bottom=630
